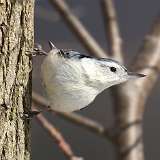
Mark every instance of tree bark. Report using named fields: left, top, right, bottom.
left=0, top=0, right=34, bottom=159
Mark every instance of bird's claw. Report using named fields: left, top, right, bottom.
left=25, top=43, right=47, bottom=57
left=20, top=110, right=42, bottom=119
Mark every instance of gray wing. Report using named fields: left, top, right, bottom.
left=59, top=50, right=93, bottom=59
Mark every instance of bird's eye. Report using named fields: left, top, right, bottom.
left=110, top=67, right=117, bottom=73
left=124, top=68, right=127, bottom=72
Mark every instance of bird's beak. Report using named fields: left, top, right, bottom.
left=127, top=72, right=146, bottom=79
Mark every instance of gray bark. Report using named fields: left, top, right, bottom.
left=0, top=0, right=34, bottom=159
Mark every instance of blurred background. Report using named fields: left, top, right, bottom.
left=32, top=0, right=160, bottom=159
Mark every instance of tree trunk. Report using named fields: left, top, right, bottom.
left=0, top=0, right=34, bottom=159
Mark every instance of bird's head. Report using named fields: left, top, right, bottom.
left=81, top=58, right=145, bottom=91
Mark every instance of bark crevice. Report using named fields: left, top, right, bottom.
left=0, top=0, right=34, bottom=160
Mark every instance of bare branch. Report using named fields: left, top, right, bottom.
left=32, top=91, right=115, bottom=143
left=101, top=0, right=123, bottom=62
left=112, top=15, right=160, bottom=160
left=131, top=16, right=160, bottom=97
left=48, top=0, right=108, bottom=58
left=32, top=105, right=82, bottom=160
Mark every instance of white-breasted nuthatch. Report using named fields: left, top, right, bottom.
left=41, top=42, right=145, bottom=112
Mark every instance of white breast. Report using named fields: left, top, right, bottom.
left=41, top=51, right=99, bottom=112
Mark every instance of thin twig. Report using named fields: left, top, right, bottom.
left=101, top=0, right=123, bottom=62
left=48, top=0, right=108, bottom=58
left=32, top=91, right=115, bottom=143
left=32, top=104, right=83, bottom=160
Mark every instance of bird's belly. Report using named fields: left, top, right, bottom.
left=41, top=56, right=99, bottom=112
left=46, top=84, right=98, bottom=112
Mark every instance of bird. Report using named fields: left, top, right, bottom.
left=41, top=42, right=145, bottom=112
